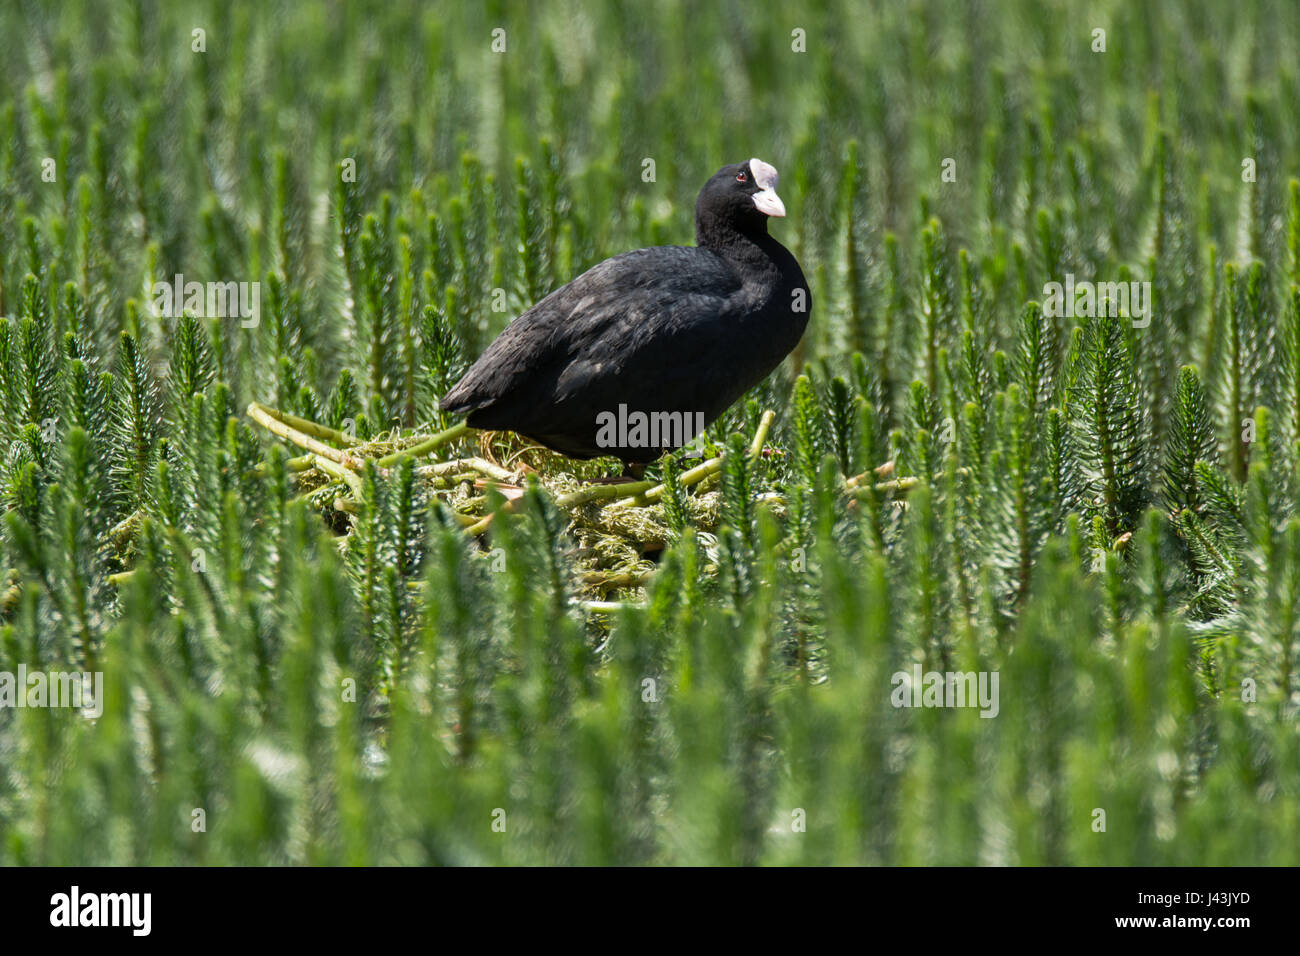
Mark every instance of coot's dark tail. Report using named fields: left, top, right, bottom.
left=438, top=378, right=481, bottom=416
left=438, top=393, right=471, bottom=416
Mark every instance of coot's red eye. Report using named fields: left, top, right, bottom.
left=736, top=171, right=747, bottom=183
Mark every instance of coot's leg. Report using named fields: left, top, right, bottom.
left=588, top=461, right=647, bottom=484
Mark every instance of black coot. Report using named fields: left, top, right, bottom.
left=440, top=158, right=810, bottom=463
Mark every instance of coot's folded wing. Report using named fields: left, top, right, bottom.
left=440, top=246, right=742, bottom=428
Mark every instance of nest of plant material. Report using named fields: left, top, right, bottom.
left=245, top=402, right=779, bottom=600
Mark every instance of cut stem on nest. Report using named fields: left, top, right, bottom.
left=417, top=456, right=515, bottom=483
left=605, top=409, right=775, bottom=509
left=375, top=422, right=473, bottom=467
left=557, top=479, right=657, bottom=508
left=312, top=454, right=364, bottom=496
left=247, top=402, right=367, bottom=470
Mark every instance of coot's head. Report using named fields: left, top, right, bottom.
left=695, top=158, right=787, bottom=246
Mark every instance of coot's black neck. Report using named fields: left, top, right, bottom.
left=695, top=216, right=798, bottom=289
left=696, top=208, right=764, bottom=251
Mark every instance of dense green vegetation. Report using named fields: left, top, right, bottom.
left=1, top=0, right=1298, bottom=864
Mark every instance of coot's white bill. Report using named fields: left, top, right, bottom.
left=748, top=158, right=785, bottom=217
left=753, top=188, right=785, bottom=217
